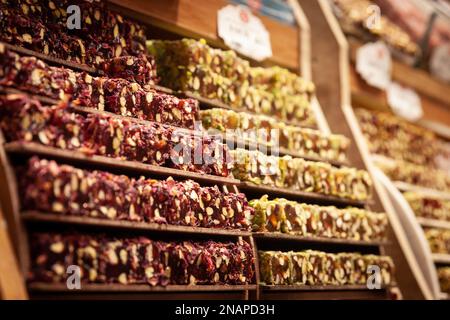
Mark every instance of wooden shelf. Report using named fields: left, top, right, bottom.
left=252, top=232, right=385, bottom=247
left=1, top=82, right=348, bottom=168
left=432, top=254, right=450, bottom=264
left=1, top=42, right=97, bottom=74
left=21, top=211, right=251, bottom=237
left=239, top=181, right=368, bottom=207
left=29, top=282, right=257, bottom=293
left=3, top=142, right=240, bottom=186
left=416, top=218, right=450, bottom=231
left=260, top=284, right=389, bottom=291
left=393, top=181, right=450, bottom=200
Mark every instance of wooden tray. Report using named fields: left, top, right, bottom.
left=239, top=181, right=368, bottom=207
left=416, top=218, right=450, bottom=231
left=4, top=142, right=240, bottom=186
left=252, top=232, right=385, bottom=247
left=432, top=254, right=450, bottom=264
left=22, top=211, right=251, bottom=237
left=29, top=282, right=257, bottom=292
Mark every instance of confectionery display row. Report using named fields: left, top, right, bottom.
left=0, top=0, right=394, bottom=300
left=0, top=41, right=349, bottom=168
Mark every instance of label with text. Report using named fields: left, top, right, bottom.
left=217, top=5, right=272, bottom=61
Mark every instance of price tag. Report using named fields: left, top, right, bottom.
left=356, top=41, right=391, bottom=90
left=387, top=82, right=423, bottom=122
left=217, top=5, right=272, bottom=61
left=430, top=43, right=450, bottom=83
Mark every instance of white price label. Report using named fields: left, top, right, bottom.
left=217, top=5, right=272, bottom=61
left=356, top=41, right=391, bottom=90
left=387, top=82, right=423, bottom=122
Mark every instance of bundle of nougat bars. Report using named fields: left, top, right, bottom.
left=231, top=149, right=372, bottom=201
left=0, top=94, right=230, bottom=177
left=375, top=158, right=450, bottom=192
left=20, top=157, right=253, bottom=230
left=30, top=233, right=255, bottom=286
left=0, top=45, right=198, bottom=129
left=403, top=192, right=450, bottom=222
left=0, top=0, right=148, bottom=67
left=259, top=250, right=394, bottom=286
left=147, top=39, right=316, bottom=127
left=332, top=0, right=419, bottom=56
left=355, top=108, right=446, bottom=168
left=250, top=196, right=387, bottom=241
left=438, top=267, right=450, bottom=294
left=424, top=228, right=450, bottom=254
left=201, top=108, right=349, bottom=162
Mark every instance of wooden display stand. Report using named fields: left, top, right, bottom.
left=344, top=3, right=450, bottom=299
left=298, top=0, right=431, bottom=299
left=0, top=0, right=419, bottom=300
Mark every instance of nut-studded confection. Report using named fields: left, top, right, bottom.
left=201, top=108, right=349, bottom=162
left=403, top=192, right=450, bottom=222
left=29, top=233, right=255, bottom=286
left=437, top=267, right=450, bottom=294
left=259, top=251, right=291, bottom=285
left=20, top=157, right=253, bottom=230
left=374, top=157, right=450, bottom=192
left=424, top=228, right=450, bottom=254
left=332, top=0, right=419, bottom=57
left=231, top=149, right=372, bottom=201
left=0, top=94, right=230, bottom=176
left=147, top=39, right=316, bottom=127
left=0, top=0, right=147, bottom=66
left=355, top=108, right=449, bottom=168
left=259, top=250, right=395, bottom=286
left=0, top=47, right=198, bottom=129
left=249, top=196, right=388, bottom=241
left=99, top=54, right=158, bottom=87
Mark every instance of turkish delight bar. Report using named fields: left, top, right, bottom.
left=249, top=195, right=387, bottom=241
left=20, top=157, right=253, bottom=230
left=438, top=267, right=450, bottom=294
left=201, top=108, right=349, bottom=162
left=259, top=250, right=395, bottom=286
left=231, top=149, right=372, bottom=201
left=332, top=0, right=419, bottom=57
left=424, top=228, right=450, bottom=254
left=0, top=0, right=147, bottom=66
left=355, top=108, right=447, bottom=168
left=0, top=94, right=230, bottom=177
left=147, top=39, right=316, bottom=127
left=0, top=46, right=198, bottom=129
left=29, top=233, right=255, bottom=286
left=403, top=192, right=450, bottom=222
left=374, top=157, right=450, bottom=192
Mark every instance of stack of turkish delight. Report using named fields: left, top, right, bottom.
left=147, top=39, right=316, bottom=127
left=0, top=46, right=197, bottom=129
left=332, top=0, right=419, bottom=57
left=29, top=233, right=255, bottom=286
left=438, top=267, right=450, bottom=294
left=0, top=94, right=230, bottom=177
left=201, top=108, right=349, bottom=162
left=403, top=192, right=450, bottom=222
left=355, top=108, right=447, bottom=168
left=0, top=0, right=148, bottom=67
left=424, top=228, right=450, bottom=254
left=259, top=250, right=394, bottom=286
left=375, top=158, right=450, bottom=192
left=231, top=149, right=372, bottom=201
left=250, top=195, right=387, bottom=241
left=20, top=157, right=253, bottom=230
